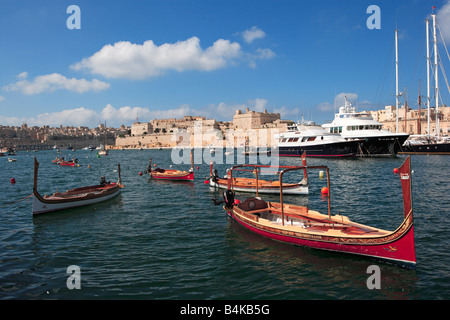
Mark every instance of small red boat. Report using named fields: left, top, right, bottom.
left=223, top=156, right=416, bottom=268
left=59, top=157, right=78, bottom=167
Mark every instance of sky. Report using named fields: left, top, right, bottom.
left=1, top=0, right=450, bottom=128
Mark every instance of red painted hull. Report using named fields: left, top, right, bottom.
left=223, top=157, right=416, bottom=268
left=60, top=161, right=76, bottom=166
left=228, top=209, right=415, bottom=268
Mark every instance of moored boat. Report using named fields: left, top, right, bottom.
left=223, top=156, right=416, bottom=268
left=147, top=150, right=194, bottom=181
left=59, top=158, right=79, bottom=166
left=277, top=119, right=360, bottom=157
left=209, top=152, right=308, bottom=195
left=322, top=97, right=409, bottom=157
left=32, top=158, right=123, bottom=215
left=401, top=136, right=450, bottom=155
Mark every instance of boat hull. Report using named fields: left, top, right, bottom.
left=400, top=142, right=450, bottom=155
left=210, top=178, right=308, bottom=195
left=32, top=186, right=121, bottom=215
left=278, top=140, right=359, bottom=157
left=227, top=207, right=415, bottom=268
left=150, top=170, right=194, bottom=181
left=349, top=134, right=409, bottom=157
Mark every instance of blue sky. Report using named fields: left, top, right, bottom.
left=1, top=0, right=450, bottom=128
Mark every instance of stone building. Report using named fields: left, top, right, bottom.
left=131, top=122, right=153, bottom=136
left=369, top=105, right=449, bottom=136
left=232, top=108, right=280, bottom=129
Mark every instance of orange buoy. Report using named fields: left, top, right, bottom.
left=321, top=186, right=329, bottom=195
left=139, top=172, right=142, bottom=175
left=393, top=168, right=399, bottom=174
left=196, top=166, right=199, bottom=169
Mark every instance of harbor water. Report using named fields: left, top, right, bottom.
left=0, top=149, right=449, bottom=300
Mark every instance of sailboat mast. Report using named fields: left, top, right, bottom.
left=432, top=14, right=440, bottom=138
left=426, top=18, right=431, bottom=139
left=418, top=79, right=422, bottom=134
left=404, top=85, right=407, bottom=133
left=395, top=29, right=400, bottom=133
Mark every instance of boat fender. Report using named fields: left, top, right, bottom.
left=223, top=190, right=235, bottom=208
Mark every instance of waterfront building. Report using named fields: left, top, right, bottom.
left=369, top=104, right=449, bottom=136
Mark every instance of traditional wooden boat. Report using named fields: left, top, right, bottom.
left=147, top=151, right=194, bottom=181
left=223, top=156, right=416, bottom=268
left=59, top=158, right=79, bottom=167
left=210, top=152, right=308, bottom=195
left=32, top=158, right=123, bottom=215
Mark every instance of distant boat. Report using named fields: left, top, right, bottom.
left=59, top=158, right=79, bottom=167
left=209, top=152, right=308, bottom=195
left=277, top=118, right=359, bottom=157
left=98, top=149, right=108, bottom=156
left=401, top=136, right=450, bottom=154
left=32, top=158, right=123, bottom=215
left=147, top=150, right=194, bottom=181
left=223, top=156, right=416, bottom=269
left=8, top=158, right=17, bottom=162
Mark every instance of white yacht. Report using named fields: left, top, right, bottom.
left=277, top=118, right=360, bottom=157
left=322, top=97, right=409, bottom=157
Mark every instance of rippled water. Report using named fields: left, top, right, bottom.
left=0, top=149, right=449, bottom=300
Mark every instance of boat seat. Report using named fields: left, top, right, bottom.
left=237, top=197, right=268, bottom=212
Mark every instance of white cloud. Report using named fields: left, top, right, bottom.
left=71, top=37, right=242, bottom=80
left=17, top=72, right=28, bottom=79
left=3, top=73, right=110, bottom=95
left=0, top=95, right=5, bottom=102
left=254, top=48, right=276, bottom=60
left=316, top=92, right=359, bottom=113
left=437, top=1, right=450, bottom=42
left=0, top=97, right=288, bottom=128
left=242, top=26, right=266, bottom=43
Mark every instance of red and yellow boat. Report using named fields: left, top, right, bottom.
left=223, top=156, right=416, bottom=268
left=147, top=151, right=194, bottom=181
left=209, top=152, right=308, bottom=195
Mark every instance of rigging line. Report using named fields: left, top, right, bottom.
left=438, top=50, right=450, bottom=97
left=437, top=20, right=450, bottom=64
left=0, top=194, right=33, bottom=208
left=374, top=34, right=394, bottom=107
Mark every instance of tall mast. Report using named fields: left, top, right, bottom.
left=432, top=14, right=439, bottom=138
left=418, top=79, right=422, bottom=134
left=395, top=29, right=400, bottom=133
left=426, top=18, right=431, bottom=139
left=404, top=85, right=408, bottom=133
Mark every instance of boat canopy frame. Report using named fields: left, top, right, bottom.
left=227, top=164, right=330, bottom=225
